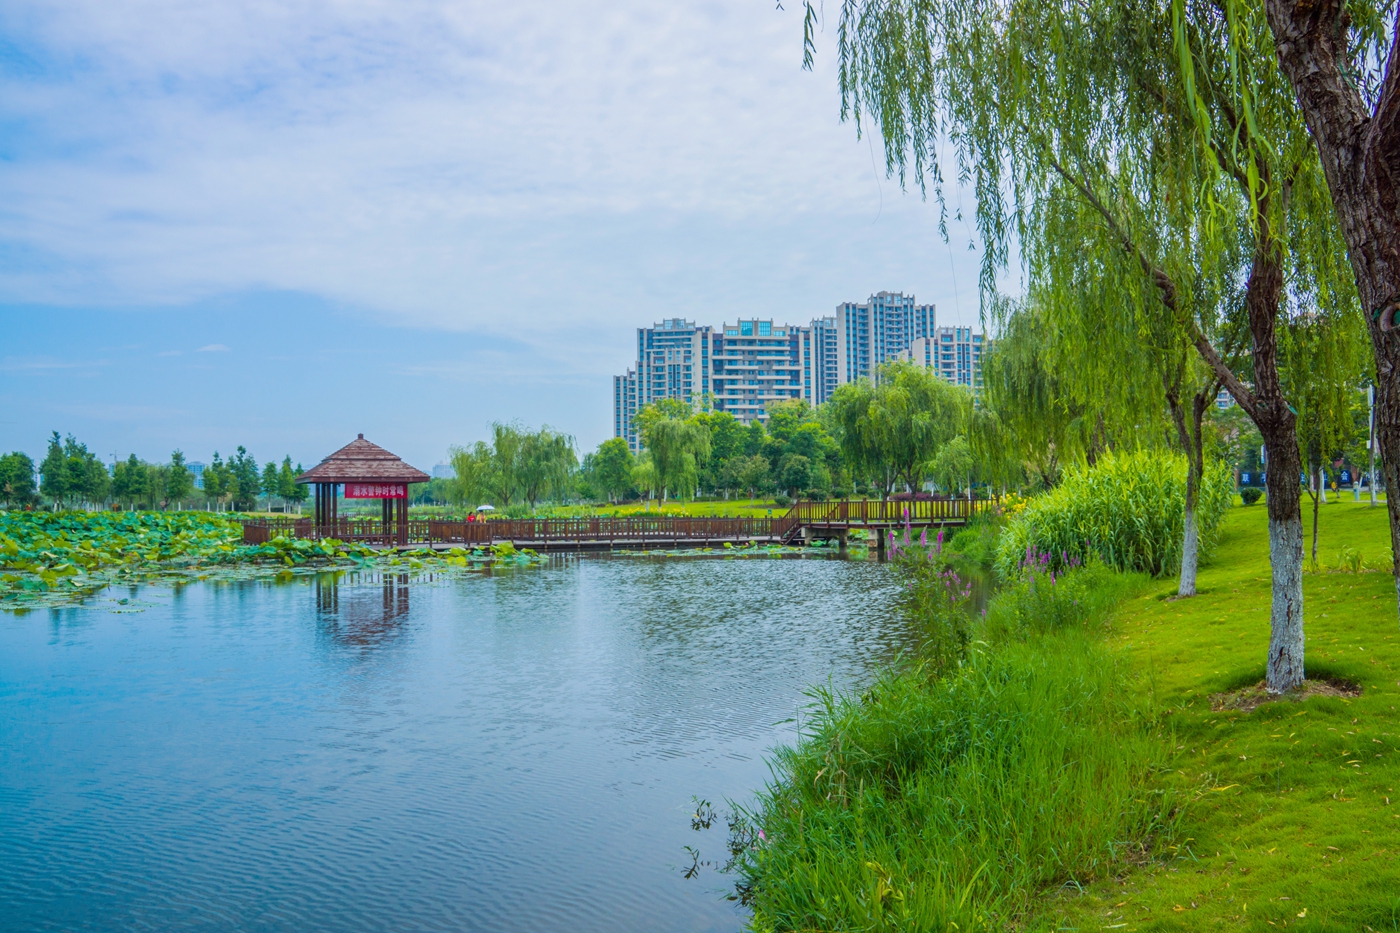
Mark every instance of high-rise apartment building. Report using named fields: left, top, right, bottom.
left=613, top=369, right=639, bottom=450
left=810, top=316, right=839, bottom=405
left=612, top=296, right=984, bottom=449
left=613, top=319, right=714, bottom=450
left=710, top=319, right=807, bottom=422
left=835, top=291, right=936, bottom=384
left=903, top=327, right=984, bottom=390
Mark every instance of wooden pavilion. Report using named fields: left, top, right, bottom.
left=296, top=434, right=431, bottom=545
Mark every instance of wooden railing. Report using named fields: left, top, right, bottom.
left=788, top=497, right=990, bottom=526
left=239, top=498, right=995, bottom=547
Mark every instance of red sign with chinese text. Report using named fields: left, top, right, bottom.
left=343, top=483, right=407, bottom=499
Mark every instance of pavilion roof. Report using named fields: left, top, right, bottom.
left=296, top=434, right=431, bottom=485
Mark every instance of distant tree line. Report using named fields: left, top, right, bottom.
left=437, top=364, right=984, bottom=513
left=0, top=432, right=307, bottom=512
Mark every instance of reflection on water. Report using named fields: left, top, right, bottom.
left=0, top=555, right=909, bottom=933
left=316, top=572, right=412, bottom=647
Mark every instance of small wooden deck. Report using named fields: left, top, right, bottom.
left=240, top=498, right=993, bottom=552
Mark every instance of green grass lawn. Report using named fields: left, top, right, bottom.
left=533, top=497, right=793, bottom=518
left=1039, top=499, right=1400, bottom=931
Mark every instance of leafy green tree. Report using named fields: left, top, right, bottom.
left=721, top=454, right=773, bottom=500
left=827, top=362, right=968, bottom=495
left=449, top=441, right=495, bottom=508
left=808, top=0, right=1354, bottom=690
left=0, top=452, right=38, bottom=508
left=112, top=454, right=149, bottom=509
left=1287, top=315, right=1370, bottom=566
left=39, top=433, right=67, bottom=507
left=694, top=411, right=747, bottom=494
left=1253, top=0, right=1400, bottom=617
left=287, top=464, right=308, bottom=513
left=261, top=462, right=280, bottom=511
left=979, top=310, right=1082, bottom=490
left=276, top=457, right=299, bottom=511
left=777, top=453, right=812, bottom=497
left=592, top=438, right=636, bottom=503
left=203, top=453, right=227, bottom=510
left=43, top=434, right=109, bottom=508
left=166, top=451, right=193, bottom=509
left=930, top=435, right=974, bottom=497
left=518, top=427, right=577, bottom=510
left=635, top=402, right=711, bottom=501
left=485, top=422, right=525, bottom=507
left=230, top=447, right=261, bottom=511
left=631, top=453, right=662, bottom=506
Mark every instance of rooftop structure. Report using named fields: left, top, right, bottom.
left=296, top=434, right=429, bottom=544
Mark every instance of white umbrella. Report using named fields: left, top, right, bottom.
left=475, top=504, right=496, bottom=513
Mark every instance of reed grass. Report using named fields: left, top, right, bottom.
left=735, top=565, right=1174, bottom=931
left=995, top=450, right=1233, bottom=579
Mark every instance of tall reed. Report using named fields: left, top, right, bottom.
left=995, top=450, right=1233, bottom=578
left=733, top=566, right=1175, bottom=931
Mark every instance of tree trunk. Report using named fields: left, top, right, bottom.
left=1264, top=0, right=1400, bottom=624
left=1263, top=424, right=1306, bottom=692
left=1164, top=367, right=1214, bottom=598
left=1179, top=500, right=1199, bottom=597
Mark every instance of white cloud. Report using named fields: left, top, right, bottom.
left=0, top=0, right=994, bottom=362
left=195, top=343, right=230, bottom=352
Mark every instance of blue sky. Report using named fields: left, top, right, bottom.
left=0, top=0, right=994, bottom=472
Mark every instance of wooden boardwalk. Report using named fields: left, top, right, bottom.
left=240, top=498, right=993, bottom=552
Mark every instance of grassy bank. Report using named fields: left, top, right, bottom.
left=1041, top=499, right=1400, bottom=931
left=733, top=560, right=1175, bottom=930
left=735, top=499, right=1400, bottom=931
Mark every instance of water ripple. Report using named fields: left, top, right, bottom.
left=0, top=555, right=905, bottom=933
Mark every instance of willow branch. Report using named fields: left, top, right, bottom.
left=1037, top=143, right=1262, bottom=420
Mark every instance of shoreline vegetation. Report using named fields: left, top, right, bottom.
left=0, top=508, right=871, bottom=611
left=708, top=477, right=1397, bottom=928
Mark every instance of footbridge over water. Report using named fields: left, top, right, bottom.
left=241, top=498, right=994, bottom=554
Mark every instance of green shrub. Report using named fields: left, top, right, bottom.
left=733, top=567, right=1172, bottom=930
left=772, top=494, right=793, bottom=507
left=1240, top=486, right=1263, bottom=505
left=995, top=450, right=1233, bottom=579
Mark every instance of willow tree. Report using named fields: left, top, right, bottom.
left=1286, top=313, right=1370, bottom=565
left=1260, top=0, right=1400, bottom=615
left=827, top=361, right=969, bottom=495
left=1022, top=179, right=1246, bottom=597
left=517, top=427, right=578, bottom=511
left=810, top=0, right=1356, bottom=691
left=634, top=401, right=711, bottom=501
left=978, top=310, right=1083, bottom=490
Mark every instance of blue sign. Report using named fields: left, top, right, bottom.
left=1241, top=472, right=1250, bottom=484
left=1341, top=469, right=1353, bottom=484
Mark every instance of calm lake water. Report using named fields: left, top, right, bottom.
left=0, top=555, right=912, bottom=933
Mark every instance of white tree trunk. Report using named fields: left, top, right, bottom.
left=1178, top=505, right=1198, bottom=597
left=1267, top=515, right=1306, bottom=692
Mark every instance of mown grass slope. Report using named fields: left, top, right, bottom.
left=1039, top=499, right=1400, bottom=931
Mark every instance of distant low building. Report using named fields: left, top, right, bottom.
left=432, top=463, right=453, bottom=479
